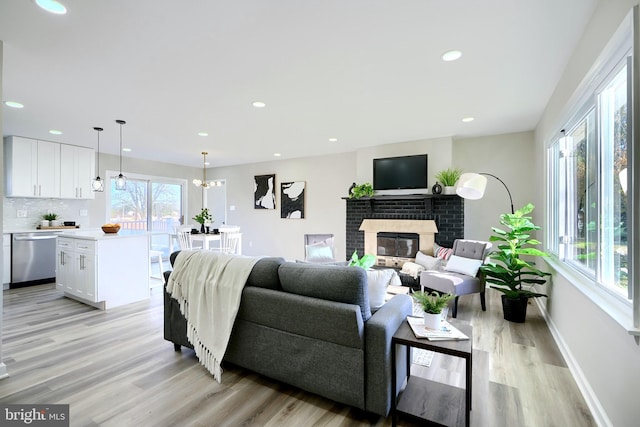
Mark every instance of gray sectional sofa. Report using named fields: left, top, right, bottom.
left=163, top=252, right=413, bottom=416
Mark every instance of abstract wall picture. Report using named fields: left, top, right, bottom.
left=254, top=174, right=276, bottom=209
left=281, top=181, right=305, bottom=219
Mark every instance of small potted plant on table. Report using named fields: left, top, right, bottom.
left=412, top=291, right=454, bottom=330
left=193, top=208, right=212, bottom=233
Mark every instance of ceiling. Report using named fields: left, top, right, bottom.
left=0, top=0, right=598, bottom=168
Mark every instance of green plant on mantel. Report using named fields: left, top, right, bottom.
left=349, top=182, right=375, bottom=199
left=434, top=168, right=463, bottom=187
left=43, top=213, right=58, bottom=221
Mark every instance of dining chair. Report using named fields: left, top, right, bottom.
left=212, top=231, right=242, bottom=254
left=175, top=226, right=193, bottom=250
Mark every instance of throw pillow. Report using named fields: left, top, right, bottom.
left=444, top=254, right=483, bottom=277
left=415, top=251, right=442, bottom=270
left=366, top=269, right=393, bottom=310
left=305, top=242, right=334, bottom=263
left=433, top=242, right=453, bottom=261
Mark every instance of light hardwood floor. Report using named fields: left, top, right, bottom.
left=1, top=283, right=596, bottom=427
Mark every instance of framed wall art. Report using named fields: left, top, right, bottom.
left=254, top=174, right=276, bottom=209
left=281, top=181, right=305, bottom=219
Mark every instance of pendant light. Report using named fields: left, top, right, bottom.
left=91, top=127, right=104, bottom=192
left=193, top=151, right=220, bottom=188
left=115, top=119, right=127, bottom=190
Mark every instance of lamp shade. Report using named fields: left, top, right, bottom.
left=455, top=173, right=487, bottom=200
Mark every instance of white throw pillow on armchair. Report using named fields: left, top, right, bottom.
left=444, top=255, right=483, bottom=277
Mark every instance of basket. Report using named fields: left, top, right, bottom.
left=101, top=224, right=121, bottom=234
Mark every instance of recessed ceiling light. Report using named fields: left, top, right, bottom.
left=4, top=101, right=24, bottom=109
left=49, top=130, right=62, bottom=135
left=122, top=148, right=132, bottom=152
left=252, top=101, right=266, bottom=108
left=198, top=132, right=208, bottom=137
left=328, top=138, right=338, bottom=142
left=273, top=153, right=281, bottom=157
left=441, top=50, right=462, bottom=62
left=461, top=117, right=475, bottom=123
left=35, top=0, right=67, bottom=15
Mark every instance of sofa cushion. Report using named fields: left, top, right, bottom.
left=415, top=251, right=441, bottom=270
left=278, top=262, right=372, bottom=321
left=245, top=257, right=285, bottom=290
left=366, top=269, right=392, bottom=310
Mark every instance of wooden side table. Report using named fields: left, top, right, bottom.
left=391, top=319, right=473, bottom=427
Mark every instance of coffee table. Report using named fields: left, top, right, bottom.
left=391, top=319, right=472, bottom=427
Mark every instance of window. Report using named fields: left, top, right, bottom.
left=547, top=21, right=632, bottom=305
left=107, top=171, right=187, bottom=258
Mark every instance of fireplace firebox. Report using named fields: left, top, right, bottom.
left=377, top=233, right=419, bottom=258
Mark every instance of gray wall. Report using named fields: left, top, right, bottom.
left=535, top=1, right=640, bottom=426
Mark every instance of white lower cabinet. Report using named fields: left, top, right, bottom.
left=3, top=234, right=11, bottom=285
left=56, top=234, right=149, bottom=309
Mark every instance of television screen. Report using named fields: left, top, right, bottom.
left=373, top=154, right=428, bottom=190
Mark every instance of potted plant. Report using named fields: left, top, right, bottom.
left=349, top=182, right=375, bottom=199
left=412, top=291, right=454, bottom=329
left=42, top=213, right=59, bottom=227
left=192, top=208, right=212, bottom=233
left=348, top=250, right=376, bottom=269
left=480, top=203, right=551, bottom=323
left=434, top=167, right=463, bottom=194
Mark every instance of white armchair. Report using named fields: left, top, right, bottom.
left=419, top=239, right=492, bottom=318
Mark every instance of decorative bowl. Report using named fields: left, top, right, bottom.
left=101, top=224, right=121, bottom=234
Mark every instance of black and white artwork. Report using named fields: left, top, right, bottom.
left=254, top=174, right=276, bottom=209
left=281, top=181, right=305, bottom=219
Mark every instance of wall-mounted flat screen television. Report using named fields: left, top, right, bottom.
left=373, top=154, right=428, bottom=191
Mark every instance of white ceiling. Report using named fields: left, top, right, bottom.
left=0, top=0, right=597, bottom=168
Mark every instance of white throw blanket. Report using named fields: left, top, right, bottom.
left=166, top=250, right=261, bottom=382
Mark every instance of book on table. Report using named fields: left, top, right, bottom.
left=406, top=316, right=469, bottom=341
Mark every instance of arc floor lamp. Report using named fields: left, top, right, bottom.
left=455, top=172, right=515, bottom=214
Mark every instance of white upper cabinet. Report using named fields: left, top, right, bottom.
left=4, top=136, right=61, bottom=198
left=60, top=144, right=95, bottom=199
left=4, top=136, right=94, bottom=199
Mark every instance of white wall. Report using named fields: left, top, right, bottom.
left=535, top=1, right=640, bottom=426
left=454, top=131, right=537, bottom=241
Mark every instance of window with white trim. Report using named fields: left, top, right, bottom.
left=547, top=22, right=632, bottom=304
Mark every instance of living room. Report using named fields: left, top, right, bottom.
left=2, top=1, right=640, bottom=426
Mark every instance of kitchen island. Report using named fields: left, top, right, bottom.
left=56, top=230, right=150, bottom=309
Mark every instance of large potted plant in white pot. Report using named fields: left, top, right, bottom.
left=480, top=203, right=551, bottom=323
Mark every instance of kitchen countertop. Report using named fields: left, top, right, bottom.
left=58, top=230, right=153, bottom=241
left=3, top=228, right=91, bottom=234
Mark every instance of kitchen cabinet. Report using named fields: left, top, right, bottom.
left=60, top=144, right=95, bottom=199
left=56, top=232, right=150, bottom=309
left=4, top=136, right=61, bottom=198
left=3, top=234, right=10, bottom=285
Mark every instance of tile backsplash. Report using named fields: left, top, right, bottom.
left=3, top=197, right=92, bottom=230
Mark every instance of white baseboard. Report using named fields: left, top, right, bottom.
left=533, top=298, right=612, bottom=427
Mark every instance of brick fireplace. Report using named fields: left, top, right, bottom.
left=345, top=194, right=464, bottom=262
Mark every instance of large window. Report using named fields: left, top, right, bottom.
left=547, top=36, right=631, bottom=303
left=107, top=172, right=187, bottom=258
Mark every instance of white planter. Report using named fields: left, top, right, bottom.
left=40, top=220, right=50, bottom=227
left=51, top=220, right=62, bottom=227
left=423, top=311, right=442, bottom=330
left=443, top=186, right=456, bottom=195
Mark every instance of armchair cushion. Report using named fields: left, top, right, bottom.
left=444, top=254, right=483, bottom=277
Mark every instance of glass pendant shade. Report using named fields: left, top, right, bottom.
left=115, top=120, right=127, bottom=191
left=92, top=127, right=104, bottom=192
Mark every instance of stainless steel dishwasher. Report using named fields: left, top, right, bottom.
left=11, top=232, right=60, bottom=286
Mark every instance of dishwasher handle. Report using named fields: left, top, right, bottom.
left=13, top=235, right=59, bottom=241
